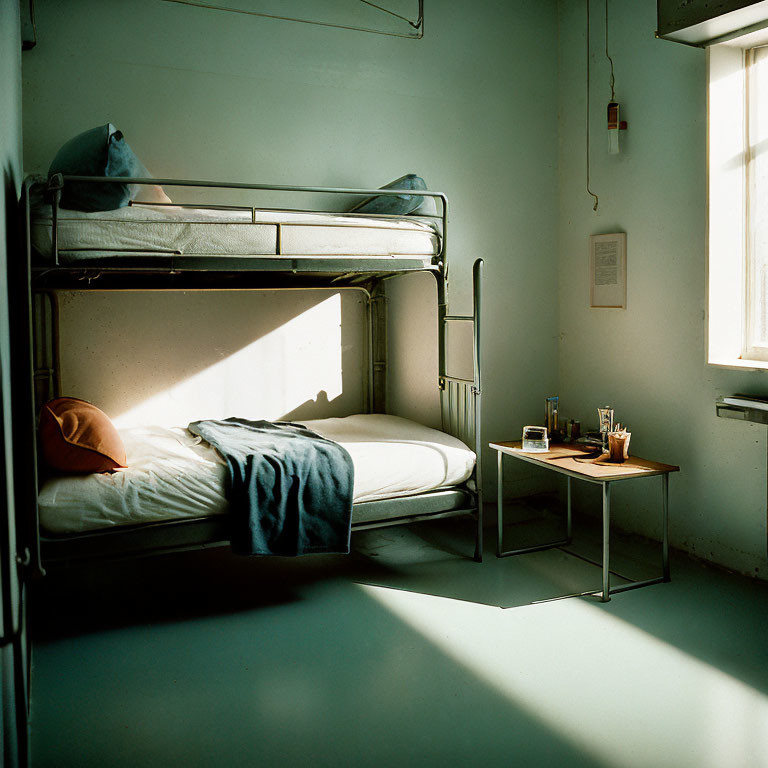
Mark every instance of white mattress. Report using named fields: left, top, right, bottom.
left=31, top=204, right=439, bottom=259
left=38, top=414, right=475, bottom=535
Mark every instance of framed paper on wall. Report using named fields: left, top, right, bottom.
left=590, top=232, right=626, bottom=309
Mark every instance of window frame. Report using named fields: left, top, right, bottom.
left=743, top=45, right=768, bottom=362
left=707, top=36, right=768, bottom=369
left=707, top=42, right=748, bottom=369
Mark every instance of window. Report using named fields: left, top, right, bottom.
left=708, top=34, right=768, bottom=368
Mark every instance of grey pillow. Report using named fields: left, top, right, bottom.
left=48, top=124, right=150, bottom=211
left=350, top=174, right=427, bottom=215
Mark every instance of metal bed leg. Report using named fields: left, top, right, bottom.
left=601, top=482, right=611, bottom=602
left=474, top=491, right=483, bottom=563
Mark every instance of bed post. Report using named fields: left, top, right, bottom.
left=12, top=177, right=45, bottom=579
left=472, top=258, right=483, bottom=562
left=436, top=257, right=483, bottom=562
left=369, top=280, right=387, bottom=414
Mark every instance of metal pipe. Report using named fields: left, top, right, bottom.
left=602, top=482, right=611, bottom=601
left=662, top=473, right=670, bottom=581
left=497, top=450, right=503, bottom=557
left=372, top=287, right=387, bottom=414
left=62, top=175, right=447, bottom=200
left=433, top=266, right=449, bottom=431
left=142, top=200, right=442, bottom=221
left=556, top=546, right=633, bottom=582
left=352, top=510, right=481, bottom=534
left=499, top=538, right=571, bottom=558
left=52, top=188, right=60, bottom=267
left=475, top=446, right=483, bottom=562
left=609, top=577, right=666, bottom=594
left=20, top=178, right=45, bottom=578
left=463, top=389, right=468, bottom=446
left=472, top=258, right=483, bottom=561
left=472, top=260, right=483, bottom=400
left=366, top=295, right=373, bottom=413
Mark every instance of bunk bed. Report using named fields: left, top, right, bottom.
left=15, top=174, right=483, bottom=577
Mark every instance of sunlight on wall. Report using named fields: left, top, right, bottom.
left=112, top=293, right=344, bottom=428
left=360, top=585, right=768, bottom=768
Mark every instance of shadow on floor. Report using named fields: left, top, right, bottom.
left=31, top=551, right=607, bottom=768
left=32, top=500, right=768, bottom=713
left=30, top=499, right=607, bottom=641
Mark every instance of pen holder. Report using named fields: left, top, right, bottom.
left=608, top=431, right=631, bottom=463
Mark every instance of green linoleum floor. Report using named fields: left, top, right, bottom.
left=28, top=504, right=768, bottom=768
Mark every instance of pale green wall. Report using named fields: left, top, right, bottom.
left=557, top=0, right=767, bottom=578
left=22, top=0, right=561, bottom=501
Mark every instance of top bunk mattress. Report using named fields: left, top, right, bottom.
left=38, top=414, right=475, bottom=536
left=31, top=204, right=440, bottom=261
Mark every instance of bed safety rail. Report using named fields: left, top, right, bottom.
left=39, top=174, right=449, bottom=277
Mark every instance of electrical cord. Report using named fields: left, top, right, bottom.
left=606, top=0, right=615, bottom=102
left=587, top=0, right=599, bottom=212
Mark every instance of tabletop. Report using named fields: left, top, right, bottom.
left=489, top=441, right=680, bottom=482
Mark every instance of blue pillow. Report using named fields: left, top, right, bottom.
left=48, top=124, right=147, bottom=212
left=351, top=174, right=427, bottom=215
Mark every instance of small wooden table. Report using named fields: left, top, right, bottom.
left=489, top=441, right=680, bottom=601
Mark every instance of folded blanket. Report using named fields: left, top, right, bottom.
left=188, top=418, right=354, bottom=556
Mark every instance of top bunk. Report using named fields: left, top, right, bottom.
left=24, top=174, right=448, bottom=291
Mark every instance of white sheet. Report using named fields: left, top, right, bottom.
left=38, top=414, right=475, bottom=535
left=31, top=204, right=439, bottom=259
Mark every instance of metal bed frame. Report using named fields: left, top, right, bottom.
left=15, top=175, right=483, bottom=578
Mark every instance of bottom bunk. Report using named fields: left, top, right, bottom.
left=37, top=413, right=481, bottom=567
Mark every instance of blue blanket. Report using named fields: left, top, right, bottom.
left=188, top=419, right=354, bottom=557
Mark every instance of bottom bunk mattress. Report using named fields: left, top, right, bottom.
left=38, top=414, right=476, bottom=536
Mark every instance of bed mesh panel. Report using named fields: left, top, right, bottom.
left=441, top=379, right=476, bottom=452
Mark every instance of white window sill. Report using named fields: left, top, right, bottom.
left=708, top=356, right=768, bottom=371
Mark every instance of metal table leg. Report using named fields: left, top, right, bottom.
left=604, top=473, right=671, bottom=597
left=662, top=472, right=670, bottom=581
left=601, top=482, right=611, bottom=602
left=496, top=450, right=503, bottom=557
left=496, top=451, right=573, bottom=559
left=493, top=445, right=673, bottom=600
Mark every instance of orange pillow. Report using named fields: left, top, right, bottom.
left=39, top=397, right=126, bottom=473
